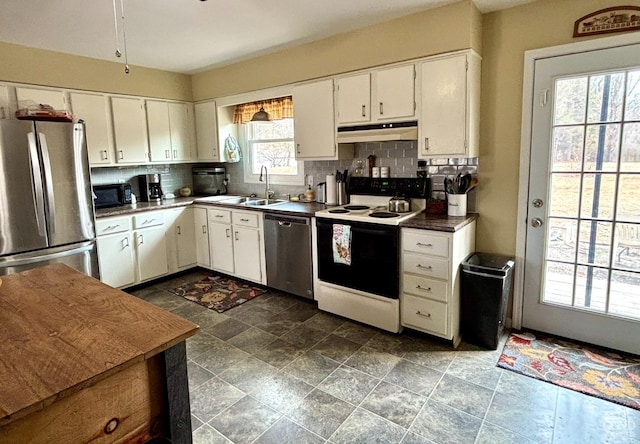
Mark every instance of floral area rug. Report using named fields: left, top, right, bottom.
left=498, top=331, right=640, bottom=411
left=169, top=276, right=267, bottom=313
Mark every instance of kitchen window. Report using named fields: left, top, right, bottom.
left=235, top=97, right=304, bottom=186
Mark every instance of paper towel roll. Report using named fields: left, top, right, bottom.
left=325, top=174, right=337, bottom=205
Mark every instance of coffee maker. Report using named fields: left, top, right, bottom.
left=138, top=174, right=163, bottom=202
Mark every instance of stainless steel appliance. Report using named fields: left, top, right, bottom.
left=93, top=183, right=132, bottom=208
left=264, top=213, right=313, bottom=299
left=138, top=174, right=163, bottom=202
left=0, top=120, right=98, bottom=278
left=314, top=177, right=429, bottom=332
left=316, top=182, right=326, bottom=203
left=193, top=167, right=227, bottom=196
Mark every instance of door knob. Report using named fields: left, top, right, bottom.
left=531, top=217, right=543, bottom=228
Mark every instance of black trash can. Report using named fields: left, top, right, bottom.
left=461, top=253, right=515, bottom=350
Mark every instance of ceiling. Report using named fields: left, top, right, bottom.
left=0, top=0, right=536, bottom=74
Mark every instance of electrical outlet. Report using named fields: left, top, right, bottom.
left=226, top=174, right=230, bottom=182
left=117, top=178, right=125, bottom=183
left=307, top=175, right=313, bottom=187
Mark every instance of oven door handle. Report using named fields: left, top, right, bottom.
left=350, top=226, right=397, bottom=236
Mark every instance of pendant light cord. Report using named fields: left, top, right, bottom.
left=119, top=0, right=130, bottom=73
left=112, top=0, right=121, bottom=57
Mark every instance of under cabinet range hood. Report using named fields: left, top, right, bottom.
left=336, top=121, right=418, bottom=143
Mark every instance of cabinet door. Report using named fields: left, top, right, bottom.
left=135, top=226, right=168, bottom=281
left=168, top=102, right=193, bottom=161
left=15, top=87, right=66, bottom=110
left=194, top=207, right=211, bottom=267
left=70, top=92, right=113, bottom=165
left=375, top=64, right=415, bottom=120
left=0, top=85, right=10, bottom=119
left=146, top=100, right=172, bottom=162
left=176, top=207, right=196, bottom=268
left=111, top=97, right=149, bottom=163
left=419, top=54, right=467, bottom=157
left=232, top=226, right=262, bottom=282
left=293, top=79, right=336, bottom=160
left=195, top=101, right=219, bottom=161
left=209, top=222, right=234, bottom=274
left=97, top=233, right=135, bottom=288
left=336, top=73, right=371, bottom=125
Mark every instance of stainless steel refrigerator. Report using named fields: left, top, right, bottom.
left=0, top=120, right=98, bottom=278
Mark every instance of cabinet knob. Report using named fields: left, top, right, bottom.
left=379, top=102, right=384, bottom=115
left=416, top=311, right=431, bottom=318
left=416, top=242, right=433, bottom=247
left=416, top=285, right=431, bottom=292
left=425, top=137, right=429, bottom=151
left=361, top=104, right=366, bottom=117
left=177, top=226, right=181, bottom=235
left=225, top=228, right=230, bottom=238
left=104, top=418, right=119, bottom=434
left=101, top=150, right=108, bottom=160
left=118, top=150, right=124, bottom=160
left=122, top=237, right=129, bottom=248
left=417, top=264, right=432, bottom=270
left=165, top=149, right=170, bottom=159
left=202, top=225, right=207, bottom=234
left=297, top=143, right=301, bottom=154
left=234, top=231, right=239, bottom=241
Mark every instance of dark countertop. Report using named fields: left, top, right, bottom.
left=95, top=197, right=196, bottom=217
left=95, top=196, right=477, bottom=232
left=400, top=212, right=478, bottom=232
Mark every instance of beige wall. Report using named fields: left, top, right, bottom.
left=192, top=0, right=482, bottom=100
left=0, top=42, right=192, bottom=100
left=479, top=0, right=640, bottom=255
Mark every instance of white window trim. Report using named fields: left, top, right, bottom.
left=240, top=122, right=305, bottom=186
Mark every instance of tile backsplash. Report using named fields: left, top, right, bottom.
left=90, top=142, right=478, bottom=212
left=90, top=164, right=194, bottom=198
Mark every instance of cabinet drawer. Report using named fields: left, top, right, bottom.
left=232, top=211, right=260, bottom=228
left=403, top=231, right=449, bottom=258
left=133, top=212, right=165, bottom=229
left=404, top=253, right=449, bottom=280
left=96, top=216, right=131, bottom=236
left=403, top=274, right=449, bottom=303
left=402, top=294, right=448, bottom=336
left=208, top=208, right=231, bottom=224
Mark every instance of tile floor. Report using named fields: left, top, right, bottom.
left=129, top=271, right=640, bottom=444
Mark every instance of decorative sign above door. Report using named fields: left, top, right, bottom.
left=573, top=6, right=640, bottom=38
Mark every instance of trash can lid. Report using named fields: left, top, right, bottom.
left=462, top=253, right=515, bottom=276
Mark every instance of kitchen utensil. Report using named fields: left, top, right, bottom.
left=317, top=182, right=326, bottom=203
left=337, top=182, right=347, bottom=205
left=389, top=193, right=411, bottom=212
left=466, top=177, right=478, bottom=192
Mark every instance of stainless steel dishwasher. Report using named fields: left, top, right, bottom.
left=263, top=213, right=313, bottom=299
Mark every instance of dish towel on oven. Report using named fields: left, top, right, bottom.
left=332, top=224, right=352, bottom=265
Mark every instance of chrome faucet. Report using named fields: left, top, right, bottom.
left=259, top=165, right=272, bottom=199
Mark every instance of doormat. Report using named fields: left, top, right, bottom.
left=169, top=276, right=267, bottom=313
left=498, top=331, right=640, bottom=411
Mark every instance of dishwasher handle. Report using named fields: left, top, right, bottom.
left=264, top=213, right=310, bottom=226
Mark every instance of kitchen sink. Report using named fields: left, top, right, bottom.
left=218, top=196, right=255, bottom=204
left=242, top=199, right=287, bottom=207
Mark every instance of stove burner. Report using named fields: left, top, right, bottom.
left=343, top=205, right=369, bottom=211
left=328, top=209, right=350, bottom=214
left=369, top=211, right=400, bottom=218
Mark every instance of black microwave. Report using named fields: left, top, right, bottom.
left=93, top=183, right=132, bottom=208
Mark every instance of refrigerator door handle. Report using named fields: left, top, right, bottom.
left=27, top=132, right=47, bottom=237
left=38, top=132, right=56, bottom=235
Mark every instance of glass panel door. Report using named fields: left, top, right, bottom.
left=523, top=43, right=640, bottom=354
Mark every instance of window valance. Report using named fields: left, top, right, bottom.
left=233, top=96, right=293, bottom=124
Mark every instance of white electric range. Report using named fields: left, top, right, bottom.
left=313, top=177, right=430, bottom=333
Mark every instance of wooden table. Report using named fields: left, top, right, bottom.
left=0, top=264, right=198, bottom=443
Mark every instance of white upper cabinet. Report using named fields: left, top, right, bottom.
left=147, top=100, right=194, bottom=162
left=70, top=92, right=114, bottom=165
left=336, top=73, right=371, bottom=124
left=419, top=51, right=480, bottom=158
left=336, top=64, right=415, bottom=126
left=194, top=101, right=220, bottom=161
left=15, top=87, right=66, bottom=110
left=294, top=79, right=353, bottom=160
left=374, top=64, right=416, bottom=121
left=0, top=85, right=10, bottom=119
left=168, top=101, right=194, bottom=161
left=147, top=100, right=172, bottom=162
left=111, top=96, right=149, bottom=163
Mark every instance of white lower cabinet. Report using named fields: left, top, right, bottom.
left=206, top=207, right=265, bottom=284
left=165, top=207, right=196, bottom=273
left=96, top=216, right=135, bottom=288
left=96, top=211, right=170, bottom=288
left=400, top=222, right=476, bottom=346
left=194, top=206, right=211, bottom=267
